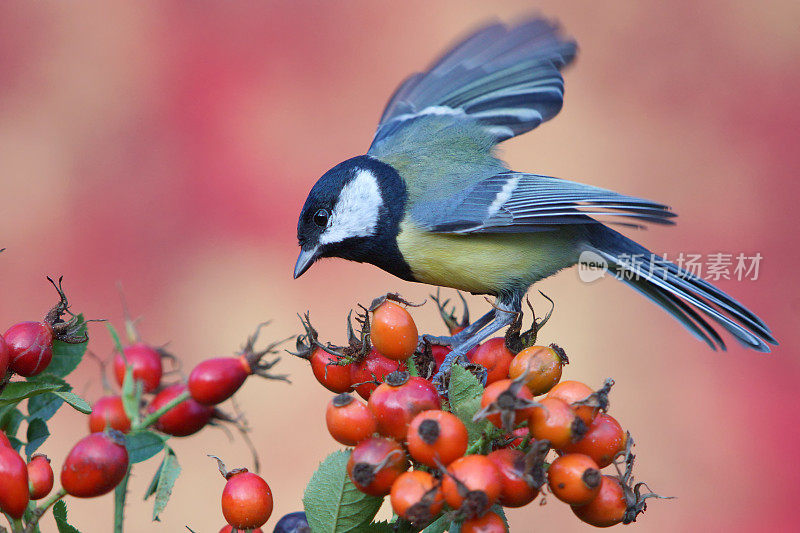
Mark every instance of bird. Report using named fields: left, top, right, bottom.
left=293, top=17, right=776, bottom=385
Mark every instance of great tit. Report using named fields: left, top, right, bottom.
left=294, top=17, right=776, bottom=382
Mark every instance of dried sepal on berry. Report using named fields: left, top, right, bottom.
left=611, top=434, right=673, bottom=524
left=45, top=276, right=92, bottom=343
left=504, top=292, right=554, bottom=354
left=239, top=322, right=291, bottom=382
left=473, top=369, right=543, bottom=432
left=431, top=288, right=470, bottom=335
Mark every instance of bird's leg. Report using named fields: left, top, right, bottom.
left=432, top=298, right=519, bottom=392
left=420, top=309, right=494, bottom=347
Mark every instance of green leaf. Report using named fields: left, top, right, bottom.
left=364, top=521, right=395, bottom=533
left=25, top=418, right=50, bottom=458
left=144, top=457, right=165, bottom=500
left=152, top=449, right=181, bottom=521
left=106, top=322, right=125, bottom=354
left=49, top=315, right=88, bottom=377
left=54, top=391, right=92, bottom=414
left=406, top=357, right=419, bottom=377
left=53, top=500, right=82, bottom=533
left=303, top=449, right=383, bottom=533
left=125, top=431, right=165, bottom=464
left=492, top=504, right=508, bottom=529
left=121, top=365, right=139, bottom=423
left=27, top=393, right=65, bottom=422
left=0, top=381, right=64, bottom=405
left=0, top=405, right=25, bottom=437
left=448, top=365, right=489, bottom=443
left=421, top=515, right=452, bottom=533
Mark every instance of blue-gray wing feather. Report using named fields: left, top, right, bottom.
left=411, top=173, right=677, bottom=232
left=370, top=17, right=576, bottom=151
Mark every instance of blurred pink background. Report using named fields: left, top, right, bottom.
left=1, top=1, right=798, bottom=531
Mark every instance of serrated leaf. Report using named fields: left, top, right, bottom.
left=448, top=365, right=489, bottom=443
left=152, top=449, right=180, bottom=521
left=363, top=521, right=395, bottom=533
left=0, top=381, right=64, bottom=405
left=25, top=418, right=50, bottom=458
left=0, top=406, right=25, bottom=437
left=27, top=393, right=65, bottom=422
left=125, top=431, right=165, bottom=464
left=53, top=500, right=82, bottom=533
left=49, top=315, right=88, bottom=378
left=144, top=457, right=165, bottom=500
left=492, top=504, right=508, bottom=528
left=54, top=391, right=92, bottom=414
left=303, top=450, right=383, bottom=533
left=406, top=358, right=419, bottom=377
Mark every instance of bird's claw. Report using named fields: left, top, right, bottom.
left=419, top=333, right=454, bottom=348
left=430, top=351, right=488, bottom=395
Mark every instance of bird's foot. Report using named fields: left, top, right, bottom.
left=431, top=349, right=488, bottom=395
left=419, top=333, right=455, bottom=348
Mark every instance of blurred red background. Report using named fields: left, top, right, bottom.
left=1, top=1, right=798, bottom=531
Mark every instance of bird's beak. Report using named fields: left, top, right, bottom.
left=293, top=246, right=319, bottom=279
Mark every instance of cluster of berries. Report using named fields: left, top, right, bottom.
left=298, top=293, right=667, bottom=531
left=0, top=275, right=296, bottom=532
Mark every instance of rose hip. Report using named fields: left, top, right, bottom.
left=113, top=343, right=163, bottom=393
left=148, top=384, right=213, bottom=437
left=0, top=446, right=29, bottom=518
left=27, top=454, right=54, bottom=500
left=367, top=371, right=441, bottom=441
left=61, top=431, right=129, bottom=498
left=89, top=395, right=131, bottom=434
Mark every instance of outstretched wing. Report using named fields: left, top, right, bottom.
left=369, top=17, right=577, bottom=152
left=409, top=172, right=677, bottom=233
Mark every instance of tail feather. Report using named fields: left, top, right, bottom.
left=586, top=225, right=776, bottom=352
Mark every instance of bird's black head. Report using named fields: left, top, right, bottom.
left=294, top=155, right=412, bottom=280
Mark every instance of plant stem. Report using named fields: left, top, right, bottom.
left=0, top=370, right=12, bottom=396
left=22, top=488, right=66, bottom=533
left=10, top=518, right=22, bottom=533
left=465, top=432, right=489, bottom=455
left=113, top=469, right=130, bottom=533
left=135, top=391, right=190, bottom=430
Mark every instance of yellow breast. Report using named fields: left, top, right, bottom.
left=396, top=220, right=580, bottom=294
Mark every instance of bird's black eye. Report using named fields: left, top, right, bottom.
left=313, top=208, right=330, bottom=227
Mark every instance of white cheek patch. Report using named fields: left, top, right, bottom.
left=319, top=169, right=384, bottom=245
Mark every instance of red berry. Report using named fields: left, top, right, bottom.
left=89, top=395, right=131, bottom=434
left=467, top=338, right=514, bottom=385
left=487, top=448, right=539, bottom=507
left=113, top=343, right=163, bottom=393
left=563, top=413, right=627, bottom=468
left=61, top=431, right=129, bottom=498
left=222, top=470, right=273, bottom=530
left=461, top=511, right=508, bottom=533
left=4, top=321, right=54, bottom=377
left=368, top=371, right=441, bottom=441
left=441, top=455, right=502, bottom=519
left=350, top=349, right=403, bottom=400
left=389, top=470, right=443, bottom=526
left=547, top=380, right=598, bottom=426
left=326, top=393, right=377, bottom=446
left=27, top=454, right=54, bottom=500
left=148, top=384, right=214, bottom=437
left=571, top=475, right=627, bottom=527
left=0, top=431, right=11, bottom=448
left=370, top=300, right=418, bottom=361
left=0, top=446, right=29, bottom=518
left=406, top=410, right=468, bottom=467
left=189, top=356, right=250, bottom=405
left=347, top=437, right=409, bottom=496
left=479, top=379, right=536, bottom=430
left=0, top=334, right=9, bottom=377
left=528, top=398, right=587, bottom=450
left=310, top=347, right=353, bottom=394
left=547, top=453, right=602, bottom=505
left=219, top=527, right=263, bottom=533
left=508, top=345, right=566, bottom=395
left=429, top=345, right=450, bottom=372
